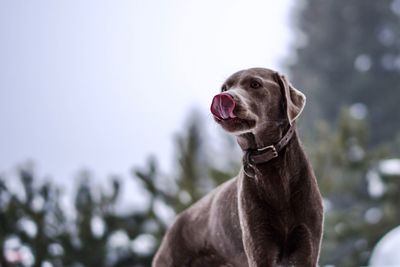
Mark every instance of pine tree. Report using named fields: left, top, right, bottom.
left=289, top=0, right=400, bottom=144
left=304, top=109, right=400, bottom=266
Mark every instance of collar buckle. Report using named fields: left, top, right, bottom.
left=249, top=145, right=278, bottom=165
left=242, top=123, right=296, bottom=174
left=257, top=145, right=278, bottom=156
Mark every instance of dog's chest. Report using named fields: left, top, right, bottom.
left=240, top=171, right=305, bottom=230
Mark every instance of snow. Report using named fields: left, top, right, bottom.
left=379, top=159, right=400, bottom=176
left=131, top=234, right=157, bottom=255
left=364, top=207, right=383, bottom=224
left=349, top=103, right=368, bottom=120
left=369, top=225, right=400, bottom=266
left=366, top=170, right=386, bottom=198
left=107, top=230, right=130, bottom=249
left=91, top=216, right=106, bottom=238
left=367, top=159, right=400, bottom=198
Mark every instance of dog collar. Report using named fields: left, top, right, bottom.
left=243, top=123, right=296, bottom=177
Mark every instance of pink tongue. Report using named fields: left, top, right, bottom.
left=210, top=94, right=237, bottom=119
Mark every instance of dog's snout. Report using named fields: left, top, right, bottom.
left=210, top=93, right=237, bottom=120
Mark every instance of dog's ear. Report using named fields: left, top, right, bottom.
left=276, top=73, right=306, bottom=125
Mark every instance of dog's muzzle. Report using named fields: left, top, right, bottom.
left=210, top=93, right=237, bottom=120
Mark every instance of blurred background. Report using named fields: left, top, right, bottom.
left=1, top=0, right=400, bottom=266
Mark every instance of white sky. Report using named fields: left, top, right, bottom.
left=0, top=0, right=293, bottom=187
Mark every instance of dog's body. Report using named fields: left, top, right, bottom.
left=153, top=68, right=324, bottom=267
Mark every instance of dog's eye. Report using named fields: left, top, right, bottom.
left=250, top=80, right=262, bottom=89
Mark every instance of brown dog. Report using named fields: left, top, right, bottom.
left=152, top=68, right=324, bottom=267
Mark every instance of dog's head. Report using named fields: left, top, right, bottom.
left=210, top=68, right=306, bottom=135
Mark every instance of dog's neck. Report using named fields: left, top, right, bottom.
left=236, top=121, right=289, bottom=152
left=236, top=121, right=307, bottom=203
left=236, top=121, right=304, bottom=178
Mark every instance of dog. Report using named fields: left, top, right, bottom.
left=152, top=68, right=324, bottom=267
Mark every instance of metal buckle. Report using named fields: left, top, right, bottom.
left=257, top=145, right=278, bottom=159
left=243, top=145, right=279, bottom=177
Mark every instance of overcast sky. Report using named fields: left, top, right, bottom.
left=0, top=0, right=293, bottom=187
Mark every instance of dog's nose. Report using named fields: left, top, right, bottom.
left=210, top=93, right=237, bottom=120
